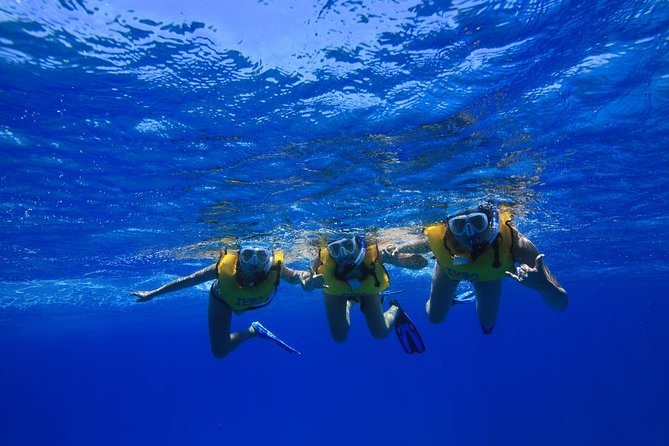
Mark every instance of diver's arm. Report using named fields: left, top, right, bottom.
left=281, top=262, right=325, bottom=291
left=389, top=238, right=431, bottom=254
left=131, top=263, right=218, bottom=302
left=507, top=234, right=568, bottom=311
left=380, top=238, right=430, bottom=269
left=280, top=264, right=312, bottom=286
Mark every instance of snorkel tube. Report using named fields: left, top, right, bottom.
left=351, top=235, right=366, bottom=267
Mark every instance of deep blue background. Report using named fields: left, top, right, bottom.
left=1, top=0, right=668, bottom=445
left=2, top=276, right=668, bottom=445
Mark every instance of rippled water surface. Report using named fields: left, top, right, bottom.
left=1, top=1, right=669, bottom=445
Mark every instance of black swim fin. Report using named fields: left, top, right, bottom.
left=391, top=301, right=425, bottom=354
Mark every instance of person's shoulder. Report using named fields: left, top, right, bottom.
left=511, top=228, right=528, bottom=245
left=510, top=230, right=538, bottom=260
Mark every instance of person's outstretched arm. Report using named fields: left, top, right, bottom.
left=380, top=238, right=430, bottom=269
left=281, top=262, right=325, bottom=292
left=506, top=233, right=568, bottom=311
left=131, top=263, right=218, bottom=302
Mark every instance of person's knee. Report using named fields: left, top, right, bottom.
left=210, top=343, right=232, bottom=359
left=368, top=326, right=390, bottom=340
left=326, top=316, right=349, bottom=343
left=330, top=332, right=348, bottom=343
left=427, top=310, right=447, bottom=324
left=426, top=300, right=448, bottom=324
left=211, top=349, right=229, bottom=359
left=329, top=326, right=349, bottom=343
left=369, top=331, right=389, bottom=340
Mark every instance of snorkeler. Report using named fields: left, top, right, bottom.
left=307, top=235, right=426, bottom=353
left=381, top=204, right=568, bottom=334
left=131, top=246, right=323, bottom=358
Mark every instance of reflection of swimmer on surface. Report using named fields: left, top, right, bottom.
left=131, top=246, right=323, bottom=358
left=305, top=235, right=426, bottom=353
left=382, top=204, right=568, bottom=334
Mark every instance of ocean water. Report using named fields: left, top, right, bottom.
left=1, top=0, right=668, bottom=444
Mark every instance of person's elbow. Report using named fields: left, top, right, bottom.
left=547, top=289, right=568, bottom=311
left=554, top=297, right=569, bottom=311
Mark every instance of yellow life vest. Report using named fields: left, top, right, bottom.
left=317, top=243, right=390, bottom=296
left=424, top=211, right=516, bottom=282
left=216, top=250, right=284, bottom=311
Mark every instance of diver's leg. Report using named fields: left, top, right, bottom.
left=425, top=264, right=459, bottom=323
left=208, top=292, right=254, bottom=358
left=361, top=293, right=400, bottom=339
left=473, top=279, right=502, bottom=334
left=324, top=292, right=350, bottom=343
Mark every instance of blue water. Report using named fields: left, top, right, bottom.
left=1, top=0, right=669, bottom=444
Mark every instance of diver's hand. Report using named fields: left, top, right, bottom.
left=380, top=245, right=398, bottom=264
left=505, top=254, right=548, bottom=290
left=131, top=290, right=155, bottom=303
left=300, top=267, right=325, bottom=292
